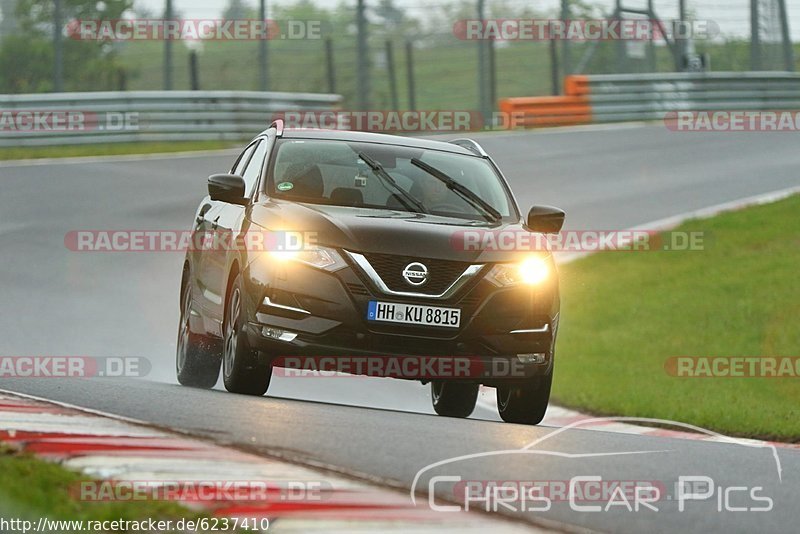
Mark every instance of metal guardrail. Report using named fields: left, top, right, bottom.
left=585, top=72, right=800, bottom=123
left=0, top=90, right=342, bottom=147
left=500, top=72, right=800, bottom=128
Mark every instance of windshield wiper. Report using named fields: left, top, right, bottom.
left=357, top=152, right=427, bottom=214
left=410, top=158, right=502, bottom=223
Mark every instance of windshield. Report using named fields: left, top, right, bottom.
left=266, top=139, right=517, bottom=222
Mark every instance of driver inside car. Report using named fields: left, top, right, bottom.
left=411, top=175, right=448, bottom=206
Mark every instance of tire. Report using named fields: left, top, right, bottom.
left=496, top=372, right=552, bottom=425
left=222, top=273, right=271, bottom=396
left=176, top=276, right=221, bottom=389
left=431, top=381, right=479, bottom=418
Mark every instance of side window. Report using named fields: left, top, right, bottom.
left=241, top=140, right=268, bottom=195
left=232, top=143, right=256, bottom=176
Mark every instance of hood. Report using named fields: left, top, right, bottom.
left=249, top=201, right=534, bottom=263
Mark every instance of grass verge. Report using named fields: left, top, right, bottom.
left=0, top=141, right=238, bottom=161
left=0, top=446, right=204, bottom=532
left=552, top=194, right=800, bottom=441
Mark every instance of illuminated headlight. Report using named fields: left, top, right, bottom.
left=486, top=256, right=552, bottom=287
left=269, top=245, right=347, bottom=272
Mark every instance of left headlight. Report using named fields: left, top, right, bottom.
left=269, top=245, right=347, bottom=272
left=486, top=255, right=552, bottom=287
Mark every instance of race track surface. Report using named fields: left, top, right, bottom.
left=2, top=124, right=799, bottom=532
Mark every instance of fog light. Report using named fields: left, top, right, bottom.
left=262, top=327, right=298, bottom=342
left=516, top=353, right=546, bottom=364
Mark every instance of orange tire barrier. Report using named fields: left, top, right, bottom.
left=499, top=75, right=591, bottom=128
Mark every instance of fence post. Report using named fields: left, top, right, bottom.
left=325, top=38, right=336, bottom=94
left=356, top=0, right=370, bottom=110
left=777, top=0, right=794, bottom=71
left=676, top=0, right=687, bottom=70
left=386, top=40, right=399, bottom=110
left=189, top=51, right=200, bottom=90
left=406, top=41, right=416, bottom=110
left=560, top=0, right=570, bottom=76
left=164, top=0, right=173, bottom=90
left=477, top=0, right=488, bottom=121
left=550, top=38, right=560, bottom=95
left=259, top=0, right=269, bottom=90
left=647, top=0, right=656, bottom=71
left=750, top=0, right=762, bottom=70
left=614, top=1, right=625, bottom=73
left=53, top=0, right=63, bottom=92
left=488, top=36, right=496, bottom=121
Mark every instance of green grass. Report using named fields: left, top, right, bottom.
left=0, top=446, right=204, bottom=532
left=0, top=140, right=238, bottom=161
left=552, top=194, right=800, bottom=441
left=117, top=38, right=557, bottom=111
left=115, top=39, right=800, bottom=111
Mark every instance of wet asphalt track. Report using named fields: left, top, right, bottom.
left=2, top=124, right=799, bottom=532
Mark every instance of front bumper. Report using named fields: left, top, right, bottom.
left=242, top=254, right=560, bottom=385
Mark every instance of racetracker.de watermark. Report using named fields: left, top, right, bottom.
left=666, top=111, right=800, bottom=132
left=67, top=19, right=321, bottom=40
left=0, top=356, right=149, bottom=378
left=273, top=355, right=541, bottom=379
left=73, top=480, right=330, bottom=503
left=665, top=356, right=800, bottom=378
left=453, top=19, right=719, bottom=41
left=64, top=230, right=317, bottom=252
left=451, top=230, right=709, bottom=252
left=0, top=111, right=138, bottom=133
left=273, top=110, right=557, bottom=132
left=274, top=110, right=484, bottom=132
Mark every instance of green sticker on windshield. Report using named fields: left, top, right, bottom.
left=277, top=182, right=294, bottom=191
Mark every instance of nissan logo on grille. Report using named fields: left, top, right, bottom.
left=402, top=262, right=429, bottom=286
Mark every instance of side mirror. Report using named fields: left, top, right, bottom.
left=208, top=174, right=247, bottom=205
left=527, top=205, right=565, bottom=234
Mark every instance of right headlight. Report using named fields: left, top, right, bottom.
left=486, top=255, right=552, bottom=287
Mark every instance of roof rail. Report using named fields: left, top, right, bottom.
left=447, top=138, right=487, bottom=157
left=270, top=118, right=284, bottom=136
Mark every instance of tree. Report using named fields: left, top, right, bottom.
left=0, top=0, right=132, bottom=92
left=222, top=0, right=255, bottom=21
left=372, top=0, right=421, bottom=40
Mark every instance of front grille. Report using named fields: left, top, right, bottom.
left=361, top=252, right=473, bottom=296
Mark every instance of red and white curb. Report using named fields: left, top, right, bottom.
left=0, top=391, right=541, bottom=533
left=480, top=185, right=800, bottom=450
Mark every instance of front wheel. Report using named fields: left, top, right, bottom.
left=431, top=381, right=479, bottom=418
left=176, top=277, right=221, bottom=389
left=222, top=274, right=271, bottom=396
left=496, top=372, right=552, bottom=425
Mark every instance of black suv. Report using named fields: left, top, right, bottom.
left=176, top=120, right=565, bottom=424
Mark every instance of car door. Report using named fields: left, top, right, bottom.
left=193, top=141, right=257, bottom=334
left=204, top=138, right=269, bottom=335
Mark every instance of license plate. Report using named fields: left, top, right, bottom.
left=367, top=301, right=461, bottom=328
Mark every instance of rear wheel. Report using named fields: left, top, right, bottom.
left=496, top=372, right=552, bottom=425
left=431, top=381, right=479, bottom=418
left=222, top=274, right=271, bottom=396
left=176, top=276, right=221, bottom=388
